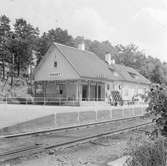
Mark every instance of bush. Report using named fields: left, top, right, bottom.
left=125, top=135, right=166, bottom=166
left=147, top=84, right=167, bottom=136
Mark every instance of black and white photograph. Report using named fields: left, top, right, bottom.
left=0, top=0, right=166, bottom=165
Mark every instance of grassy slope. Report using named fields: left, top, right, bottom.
left=0, top=78, right=32, bottom=98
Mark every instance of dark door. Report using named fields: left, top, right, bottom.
left=98, top=85, right=101, bottom=101
left=82, top=85, right=88, bottom=101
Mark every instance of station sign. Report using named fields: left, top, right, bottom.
left=50, top=73, right=62, bottom=77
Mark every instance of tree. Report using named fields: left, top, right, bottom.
left=10, top=18, right=39, bottom=77
left=36, top=28, right=74, bottom=63
left=114, top=44, right=144, bottom=69
left=74, top=37, right=116, bottom=60
left=0, top=15, right=11, bottom=79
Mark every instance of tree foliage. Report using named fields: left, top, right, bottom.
left=12, top=18, right=39, bottom=76
left=147, top=84, right=167, bottom=136
left=36, top=28, right=74, bottom=63
left=1, top=15, right=167, bottom=86
left=0, top=15, right=11, bottom=79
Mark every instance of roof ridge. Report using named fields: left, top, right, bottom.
left=53, top=42, right=95, bottom=55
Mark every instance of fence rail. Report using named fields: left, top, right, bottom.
left=0, top=96, right=147, bottom=106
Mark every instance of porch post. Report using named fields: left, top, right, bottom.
left=96, top=83, right=98, bottom=101
left=65, top=80, right=67, bottom=102
left=43, top=81, right=46, bottom=104
left=76, top=80, right=78, bottom=101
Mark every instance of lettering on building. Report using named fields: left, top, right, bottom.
left=50, top=73, right=62, bottom=77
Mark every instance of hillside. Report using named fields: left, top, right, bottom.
left=0, top=77, right=32, bottom=98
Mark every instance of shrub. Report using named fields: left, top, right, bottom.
left=147, top=84, right=167, bottom=136
left=125, top=135, right=166, bottom=166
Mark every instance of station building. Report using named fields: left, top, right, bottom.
left=33, top=42, right=150, bottom=106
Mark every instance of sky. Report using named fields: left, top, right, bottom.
left=0, top=0, right=167, bottom=62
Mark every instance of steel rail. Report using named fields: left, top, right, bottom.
left=0, top=121, right=152, bottom=163
left=45, top=121, right=153, bottom=149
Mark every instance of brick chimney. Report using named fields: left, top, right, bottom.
left=105, top=53, right=115, bottom=65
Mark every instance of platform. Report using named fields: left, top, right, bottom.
left=0, top=104, right=147, bottom=135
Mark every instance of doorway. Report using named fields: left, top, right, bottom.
left=98, top=85, right=101, bottom=101
left=82, top=85, right=88, bottom=101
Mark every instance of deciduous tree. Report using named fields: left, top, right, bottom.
left=0, top=15, right=11, bottom=79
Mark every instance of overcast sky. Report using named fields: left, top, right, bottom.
left=0, top=0, right=167, bottom=62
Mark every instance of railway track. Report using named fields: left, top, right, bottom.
left=0, top=117, right=152, bottom=163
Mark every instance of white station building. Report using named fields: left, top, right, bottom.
left=32, top=42, right=150, bottom=106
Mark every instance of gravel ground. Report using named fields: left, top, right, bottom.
left=13, top=129, right=150, bottom=166
left=0, top=118, right=152, bottom=166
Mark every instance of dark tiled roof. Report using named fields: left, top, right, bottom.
left=110, top=64, right=151, bottom=84
left=54, top=43, right=122, bottom=81
left=34, top=42, right=150, bottom=85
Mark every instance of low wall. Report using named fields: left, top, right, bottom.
left=55, top=105, right=146, bottom=126
left=0, top=104, right=147, bottom=135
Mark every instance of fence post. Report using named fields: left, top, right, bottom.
left=73, top=97, right=74, bottom=105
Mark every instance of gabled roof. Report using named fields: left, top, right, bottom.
left=33, top=42, right=150, bottom=85
left=110, top=64, right=151, bottom=84
left=53, top=43, right=122, bottom=81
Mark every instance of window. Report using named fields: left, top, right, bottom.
left=54, top=61, right=57, bottom=67
left=35, top=82, right=43, bottom=95
left=59, top=84, right=63, bottom=94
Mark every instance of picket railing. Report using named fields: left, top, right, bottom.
left=0, top=96, right=147, bottom=106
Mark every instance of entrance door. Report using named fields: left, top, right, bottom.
left=82, top=85, right=88, bottom=101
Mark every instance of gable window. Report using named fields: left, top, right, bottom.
left=54, top=61, right=57, bottom=67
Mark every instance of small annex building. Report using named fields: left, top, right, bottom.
left=33, top=42, right=150, bottom=106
